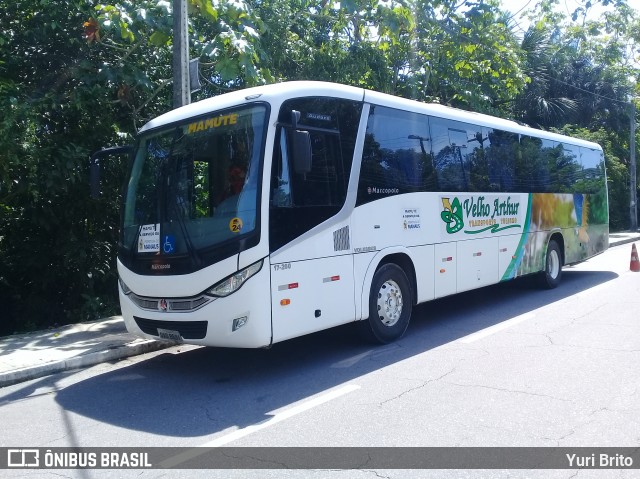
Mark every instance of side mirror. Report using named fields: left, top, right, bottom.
left=288, top=110, right=312, bottom=174
left=90, top=146, right=133, bottom=198
left=292, top=130, right=312, bottom=174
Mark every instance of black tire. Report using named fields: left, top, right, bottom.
left=360, top=263, right=413, bottom=344
left=540, top=239, right=563, bottom=289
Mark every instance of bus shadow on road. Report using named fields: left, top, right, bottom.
left=51, top=269, right=617, bottom=439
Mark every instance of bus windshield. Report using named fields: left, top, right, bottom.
left=121, top=104, right=267, bottom=269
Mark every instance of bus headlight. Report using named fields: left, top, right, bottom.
left=205, top=260, right=263, bottom=297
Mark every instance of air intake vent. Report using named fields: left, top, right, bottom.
left=129, top=293, right=212, bottom=313
left=333, top=225, right=350, bottom=251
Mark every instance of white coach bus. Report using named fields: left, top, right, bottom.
left=115, top=81, right=608, bottom=347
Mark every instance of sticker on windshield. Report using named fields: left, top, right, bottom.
left=138, top=224, right=161, bottom=253
left=162, top=235, right=175, bottom=254
left=229, top=217, right=243, bottom=234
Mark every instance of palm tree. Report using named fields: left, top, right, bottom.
left=513, top=27, right=578, bottom=128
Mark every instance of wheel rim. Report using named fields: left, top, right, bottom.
left=376, top=279, right=403, bottom=327
left=548, top=249, right=560, bottom=279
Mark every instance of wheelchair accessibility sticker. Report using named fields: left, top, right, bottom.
left=163, top=235, right=175, bottom=254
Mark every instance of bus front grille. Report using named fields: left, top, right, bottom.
left=129, top=293, right=212, bottom=313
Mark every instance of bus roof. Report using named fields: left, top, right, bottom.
left=138, top=81, right=364, bottom=134
left=139, top=81, right=602, bottom=151
left=363, top=89, right=602, bottom=150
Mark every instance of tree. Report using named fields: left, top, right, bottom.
left=510, top=0, right=639, bottom=230
left=0, top=0, right=129, bottom=334
left=0, top=0, right=272, bottom=334
left=406, top=0, right=527, bottom=112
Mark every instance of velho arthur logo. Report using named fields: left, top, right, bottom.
left=440, top=195, right=523, bottom=235
left=440, top=197, right=464, bottom=234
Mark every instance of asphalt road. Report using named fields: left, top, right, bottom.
left=1, top=243, right=639, bottom=479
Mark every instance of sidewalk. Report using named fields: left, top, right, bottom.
left=2, top=231, right=640, bottom=388
left=0, top=317, right=172, bottom=387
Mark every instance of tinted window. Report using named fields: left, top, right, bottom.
left=357, top=106, right=434, bottom=205
left=577, top=147, right=605, bottom=194
left=466, top=128, right=491, bottom=191
left=302, top=130, right=346, bottom=206
left=517, top=136, right=552, bottom=192
left=270, top=97, right=362, bottom=251
left=277, top=97, right=361, bottom=185
left=356, top=110, right=605, bottom=198
left=484, top=128, right=519, bottom=192
left=549, top=142, right=581, bottom=193
left=431, top=118, right=482, bottom=192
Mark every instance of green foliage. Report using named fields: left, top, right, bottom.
left=514, top=1, right=636, bottom=130
left=0, top=1, right=127, bottom=334
left=0, top=0, right=274, bottom=334
left=256, top=0, right=527, bottom=107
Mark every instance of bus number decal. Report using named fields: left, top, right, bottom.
left=273, top=263, right=291, bottom=272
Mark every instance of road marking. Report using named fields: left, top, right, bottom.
left=202, top=384, right=360, bottom=447
left=158, top=383, right=360, bottom=468
left=457, top=313, right=535, bottom=344
left=331, top=350, right=373, bottom=368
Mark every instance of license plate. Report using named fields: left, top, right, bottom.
left=157, top=328, right=183, bottom=343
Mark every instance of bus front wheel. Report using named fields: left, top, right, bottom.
left=361, top=263, right=412, bottom=344
left=540, top=239, right=563, bottom=289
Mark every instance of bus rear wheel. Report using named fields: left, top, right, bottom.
left=540, top=239, right=563, bottom=289
left=361, top=263, right=412, bottom=344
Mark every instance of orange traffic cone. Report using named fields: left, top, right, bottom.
left=631, top=244, right=640, bottom=272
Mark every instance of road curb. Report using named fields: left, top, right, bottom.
left=0, top=339, right=171, bottom=388
left=610, top=237, right=640, bottom=248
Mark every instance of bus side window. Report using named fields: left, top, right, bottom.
left=271, top=127, right=345, bottom=209
left=356, top=106, right=432, bottom=206
left=430, top=118, right=470, bottom=192
left=518, top=136, right=550, bottom=192
left=466, top=128, right=490, bottom=192
left=297, top=131, right=345, bottom=207
left=578, top=147, right=604, bottom=194
left=551, top=142, right=581, bottom=193
left=484, top=128, right=518, bottom=192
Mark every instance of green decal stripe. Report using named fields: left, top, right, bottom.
left=464, top=224, right=521, bottom=235
left=501, top=193, right=533, bottom=281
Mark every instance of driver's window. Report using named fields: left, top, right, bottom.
left=270, top=127, right=345, bottom=208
